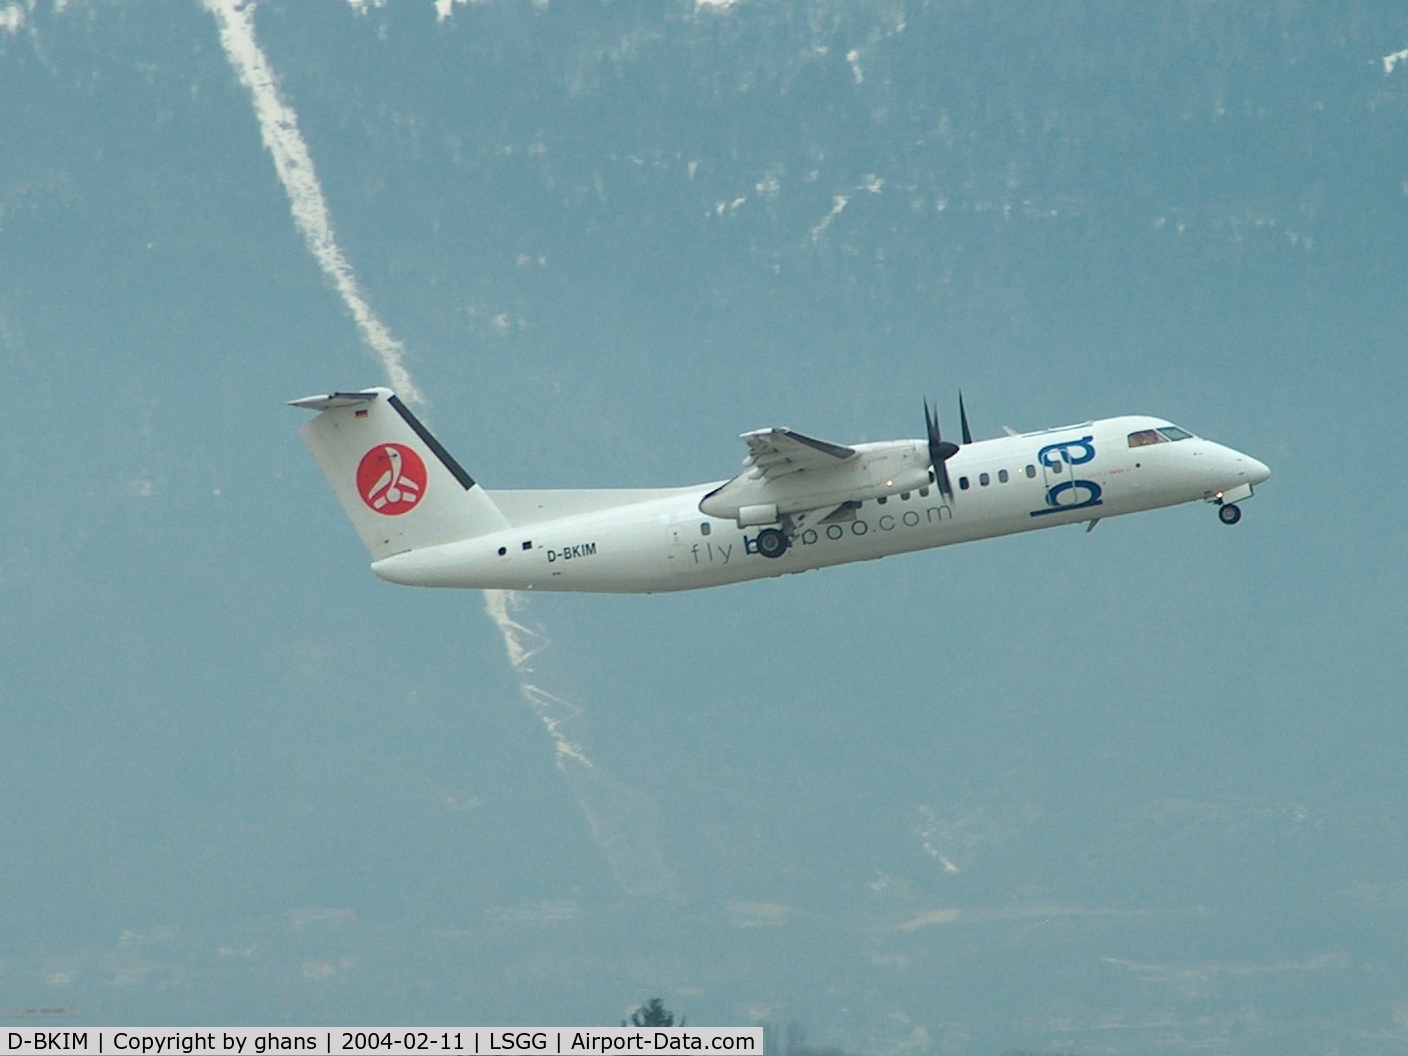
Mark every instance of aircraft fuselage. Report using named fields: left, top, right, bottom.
left=369, top=415, right=1268, bottom=594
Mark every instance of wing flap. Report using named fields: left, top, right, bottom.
left=741, top=428, right=856, bottom=478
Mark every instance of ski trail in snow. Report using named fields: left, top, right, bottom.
left=204, top=0, right=669, bottom=896
left=200, top=0, right=421, bottom=403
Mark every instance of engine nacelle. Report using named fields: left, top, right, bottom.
left=701, top=441, right=935, bottom=522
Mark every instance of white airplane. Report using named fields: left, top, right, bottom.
left=291, top=387, right=1270, bottom=594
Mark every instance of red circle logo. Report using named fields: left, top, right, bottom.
left=356, top=444, right=427, bottom=516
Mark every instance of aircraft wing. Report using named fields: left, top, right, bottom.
left=741, top=428, right=857, bottom=479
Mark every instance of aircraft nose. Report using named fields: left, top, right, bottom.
left=1208, top=443, right=1270, bottom=487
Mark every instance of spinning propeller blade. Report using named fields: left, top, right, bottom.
left=925, top=398, right=960, bottom=499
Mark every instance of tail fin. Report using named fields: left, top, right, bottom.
left=291, top=388, right=508, bottom=561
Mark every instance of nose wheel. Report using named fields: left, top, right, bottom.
left=756, top=527, right=790, bottom=559
left=1218, top=503, right=1242, bottom=525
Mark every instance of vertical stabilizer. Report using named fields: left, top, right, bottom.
left=291, top=388, right=508, bottom=561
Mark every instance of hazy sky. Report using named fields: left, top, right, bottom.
left=2, top=1, right=1407, bottom=1051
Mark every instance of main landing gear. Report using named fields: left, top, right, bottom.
left=1218, top=503, right=1242, bottom=525
left=756, top=527, right=790, bottom=559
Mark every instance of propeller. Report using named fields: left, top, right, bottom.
left=924, top=398, right=961, bottom=499
left=959, top=390, right=973, bottom=445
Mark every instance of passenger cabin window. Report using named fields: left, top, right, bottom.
left=877, top=496, right=887, bottom=505
left=700, top=522, right=711, bottom=536
left=959, top=476, right=970, bottom=490
left=1158, top=426, right=1193, bottom=441
left=1025, top=464, right=1036, bottom=478
left=1127, top=429, right=1166, bottom=448
left=919, top=486, right=929, bottom=497
left=979, top=472, right=990, bottom=486
left=998, top=469, right=1009, bottom=483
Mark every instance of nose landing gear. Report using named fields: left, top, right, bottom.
left=1218, top=503, right=1242, bottom=525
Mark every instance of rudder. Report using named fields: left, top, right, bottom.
left=291, top=388, right=508, bottom=561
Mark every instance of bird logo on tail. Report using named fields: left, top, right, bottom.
left=356, top=444, right=427, bottom=516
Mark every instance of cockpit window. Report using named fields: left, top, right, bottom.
left=1127, top=429, right=1165, bottom=448
left=1158, top=426, right=1193, bottom=441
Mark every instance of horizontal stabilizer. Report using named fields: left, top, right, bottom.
left=288, top=391, right=381, bottom=411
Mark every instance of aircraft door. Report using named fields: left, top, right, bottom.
left=1039, top=446, right=1066, bottom=493
left=1036, top=435, right=1102, bottom=515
